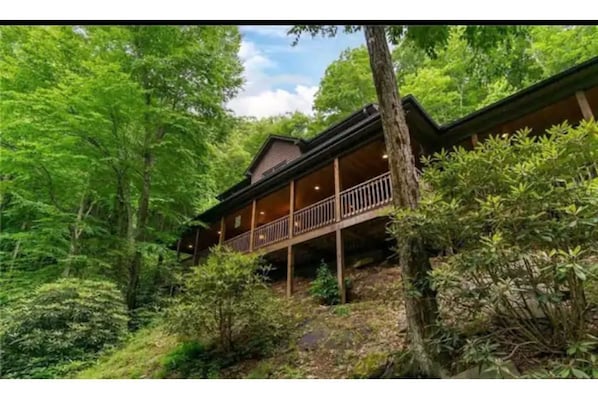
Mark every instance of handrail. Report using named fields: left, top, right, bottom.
left=340, top=172, right=392, bottom=219
left=293, top=195, right=335, bottom=235
left=223, top=231, right=251, bottom=253
left=253, top=214, right=289, bottom=249
left=339, top=171, right=391, bottom=195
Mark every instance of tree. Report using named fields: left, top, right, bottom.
left=290, top=24, right=530, bottom=376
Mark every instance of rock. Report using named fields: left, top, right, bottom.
left=298, top=330, right=328, bottom=351
left=452, top=360, right=520, bottom=379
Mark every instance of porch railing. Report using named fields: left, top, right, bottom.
left=220, top=171, right=394, bottom=254
left=253, top=214, right=289, bottom=250
left=223, top=231, right=251, bottom=253
left=340, top=171, right=392, bottom=218
left=293, top=195, right=335, bottom=235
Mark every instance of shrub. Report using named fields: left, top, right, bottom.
left=391, top=121, right=598, bottom=356
left=0, top=278, right=129, bottom=378
left=160, top=341, right=222, bottom=378
left=166, top=246, right=288, bottom=356
left=309, top=261, right=351, bottom=305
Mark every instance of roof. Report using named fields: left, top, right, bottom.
left=183, top=55, right=598, bottom=236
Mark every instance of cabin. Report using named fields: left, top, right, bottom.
left=176, top=56, right=598, bottom=303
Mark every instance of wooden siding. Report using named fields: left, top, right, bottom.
left=251, top=141, right=302, bottom=184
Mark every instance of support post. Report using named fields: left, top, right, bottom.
left=192, top=228, right=200, bottom=265
left=288, top=180, right=295, bottom=239
left=287, top=245, right=294, bottom=298
left=249, top=200, right=257, bottom=252
left=576, top=90, right=594, bottom=121
left=470, top=133, right=479, bottom=148
left=334, top=158, right=341, bottom=222
left=219, top=217, right=226, bottom=245
left=336, top=228, right=346, bottom=304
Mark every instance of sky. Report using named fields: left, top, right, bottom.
left=227, top=26, right=364, bottom=118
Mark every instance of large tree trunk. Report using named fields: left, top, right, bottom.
left=364, top=25, right=441, bottom=377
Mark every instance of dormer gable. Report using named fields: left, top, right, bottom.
left=245, top=135, right=305, bottom=184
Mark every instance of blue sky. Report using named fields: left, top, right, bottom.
left=228, top=26, right=364, bottom=118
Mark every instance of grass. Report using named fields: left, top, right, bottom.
left=77, top=324, right=179, bottom=379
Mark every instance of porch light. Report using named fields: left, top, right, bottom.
left=188, top=244, right=193, bottom=249
left=382, top=154, right=388, bottom=159
left=217, top=231, right=221, bottom=235
left=314, top=185, right=320, bottom=191
left=259, top=211, right=265, bottom=215
left=258, top=234, right=265, bottom=240
left=294, top=221, right=299, bottom=227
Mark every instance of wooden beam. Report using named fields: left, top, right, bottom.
left=288, top=180, right=295, bottom=239
left=470, top=133, right=479, bottom=148
left=219, top=217, right=226, bottom=245
left=192, top=228, right=200, bottom=265
left=576, top=90, right=594, bottom=121
left=249, top=200, right=257, bottom=252
left=333, top=158, right=341, bottom=222
left=336, top=228, right=346, bottom=304
left=286, top=245, right=294, bottom=298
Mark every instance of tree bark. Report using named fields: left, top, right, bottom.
left=364, top=25, right=441, bottom=377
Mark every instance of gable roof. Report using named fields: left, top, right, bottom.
left=244, top=135, right=307, bottom=177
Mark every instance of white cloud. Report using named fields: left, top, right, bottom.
left=229, top=39, right=317, bottom=118
left=229, top=85, right=317, bottom=118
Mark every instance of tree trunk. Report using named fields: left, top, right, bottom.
left=364, top=25, right=441, bottom=377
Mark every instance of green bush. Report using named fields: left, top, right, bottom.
left=0, top=278, right=129, bottom=378
left=166, top=246, right=288, bottom=356
left=391, top=121, right=598, bottom=356
left=309, top=261, right=351, bottom=305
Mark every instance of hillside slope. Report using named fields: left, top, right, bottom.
left=77, top=263, right=408, bottom=379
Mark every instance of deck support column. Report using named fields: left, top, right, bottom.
left=219, top=217, right=226, bottom=245
left=192, top=228, right=200, bottom=265
left=287, top=245, right=294, bottom=298
left=176, top=239, right=182, bottom=262
left=470, top=133, right=479, bottom=148
left=249, top=200, right=257, bottom=252
left=576, top=90, right=594, bottom=121
left=333, top=158, right=346, bottom=304
left=336, top=228, right=346, bottom=304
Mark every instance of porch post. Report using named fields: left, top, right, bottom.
left=334, top=158, right=341, bottom=222
left=192, top=228, right=200, bottom=265
left=287, top=180, right=295, bottom=298
left=470, top=133, right=479, bottom=148
left=333, top=158, right=346, bottom=304
left=249, top=200, right=257, bottom=252
left=576, top=90, right=594, bottom=121
left=287, top=245, right=294, bottom=298
left=219, top=217, right=226, bottom=245
left=336, top=228, right=346, bottom=304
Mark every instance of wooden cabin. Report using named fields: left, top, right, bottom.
left=177, top=56, right=598, bottom=302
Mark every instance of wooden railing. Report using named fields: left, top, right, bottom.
left=253, top=215, right=289, bottom=249
left=293, top=195, right=335, bottom=235
left=340, top=171, right=392, bottom=218
left=223, top=231, right=251, bottom=253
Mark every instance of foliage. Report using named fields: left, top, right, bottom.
left=391, top=121, right=598, bottom=356
left=159, top=341, right=222, bottom=378
left=312, top=26, right=596, bottom=125
left=0, top=25, right=243, bottom=311
left=166, top=246, right=289, bottom=355
left=308, top=261, right=351, bottom=306
left=0, top=278, right=129, bottom=378
left=528, top=335, right=598, bottom=378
